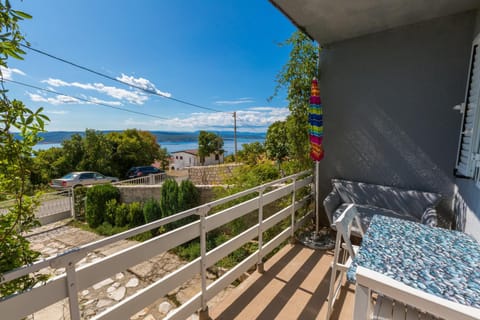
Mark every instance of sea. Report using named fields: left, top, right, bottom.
left=32, top=137, right=264, bottom=156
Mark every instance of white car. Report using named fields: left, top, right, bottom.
left=50, top=171, right=119, bottom=190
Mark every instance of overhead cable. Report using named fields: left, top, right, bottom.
left=2, top=79, right=169, bottom=120
left=21, top=44, right=224, bottom=113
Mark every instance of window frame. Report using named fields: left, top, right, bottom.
left=456, top=33, right=480, bottom=187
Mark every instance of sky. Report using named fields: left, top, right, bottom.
left=4, top=0, right=296, bottom=132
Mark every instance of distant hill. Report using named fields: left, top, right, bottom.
left=27, top=130, right=266, bottom=145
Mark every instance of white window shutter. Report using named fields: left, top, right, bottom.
left=456, top=34, right=480, bottom=178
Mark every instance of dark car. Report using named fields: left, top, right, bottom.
left=126, top=166, right=164, bottom=179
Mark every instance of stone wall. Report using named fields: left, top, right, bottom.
left=117, top=185, right=162, bottom=204
left=117, top=184, right=219, bottom=205
left=188, top=164, right=242, bottom=185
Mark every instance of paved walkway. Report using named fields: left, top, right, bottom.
left=24, top=220, right=233, bottom=320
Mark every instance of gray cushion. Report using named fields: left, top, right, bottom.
left=332, top=179, right=442, bottom=220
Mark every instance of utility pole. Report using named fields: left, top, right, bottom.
left=233, top=111, right=237, bottom=162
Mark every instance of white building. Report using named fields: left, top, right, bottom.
left=170, top=149, right=224, bottom=170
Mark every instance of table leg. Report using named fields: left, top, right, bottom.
left=354, top=284, right=371, bottom=320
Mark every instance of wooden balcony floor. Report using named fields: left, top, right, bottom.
left=210, top=243, right=355, bottom=320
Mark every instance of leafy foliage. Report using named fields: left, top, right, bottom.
left=178, top=180, right=200, bottom=212
left=160, top=179, right=179, bottom=218
left=32, top=129, right=167, bottom=185
left=143, top=198, right=162, bottom=223
left=73, top=186, right=88, bottom=221
left=128, top=202, right=144, bottom=227
left=114, top=202, right=130, bottom=227
left=236, top=141, right=265, bottom=165
left=198, top=131, right=224, bottom=165
left=265, top=121, right=289, bottom=165
left=0, top=2, right=50, bottom=297
left=270, top=30, right=320, bottom=168
left=85, top=184, right=120, bottom=228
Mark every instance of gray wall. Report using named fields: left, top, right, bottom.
left=454, top=9, right=480, bottom=240
left=317, top=11, right=476, bottom=227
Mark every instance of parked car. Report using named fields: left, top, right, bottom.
left=49, top=171, right=119, bottom=190
left=126, top=166, right=164, bottom=179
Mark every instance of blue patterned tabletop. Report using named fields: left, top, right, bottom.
left=347, top=215, right=480, bottom=308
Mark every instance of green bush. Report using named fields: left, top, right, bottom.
left=178, top=180, right=200, bottom=212
left=143, top=198, right=162, bottom=223
left=115, top=203, right=130, bottom=227
left=96, top=221, right=127, bottom=236
left=160, top=179, right=179, bottom=218
left=85, top=185, right=120, bottom=228
left=73, top=186, right=88, bottom=221
left=128, top=202, right=144, bottom=227
left=105, top=199, right=118, bottom=225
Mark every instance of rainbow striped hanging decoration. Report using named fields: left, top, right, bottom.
left=309, top=78, right=324, bottom=161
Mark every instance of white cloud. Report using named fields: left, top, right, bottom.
left=42, top=78, right=148, bottom=105
left=248, top=106, right=276, bottom=111
left=117, top=74, right=172, bottom=98
left=88, top=97, right=123, bottom=106
left=46, top=110, right=68, bottom=115
left=28, top=93, right=79, bottom=105
left=215, top=97, right=254, bottom=105
left=28, top=91, right=123, bottom=107
left=0, top=66, right=26, bottom=80
left=124, top=106, right=290, bottom=132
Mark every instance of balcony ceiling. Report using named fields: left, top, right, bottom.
left=269, top=0, right=480, bottom=44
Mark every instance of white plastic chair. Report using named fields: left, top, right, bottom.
left=326, top=204, right=364, bottom=319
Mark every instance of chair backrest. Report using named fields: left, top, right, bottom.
left=335, top=204, right=363, bottom=258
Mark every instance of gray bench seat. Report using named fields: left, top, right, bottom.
left=324, top=179, right=442, bottom=237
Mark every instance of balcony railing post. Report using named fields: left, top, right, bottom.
left=257, top=188, right=265, bottom=274
left=290, top=177, right=297, bottom=244
left=198, top=206, right=210, bottom=320
left=66, top=261, right=81, bottom=320
left=70, top=187, right=76, bottom=219
left=50, top=249, right=85, bottom=320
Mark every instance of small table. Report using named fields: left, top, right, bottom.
left=347, top=215, right=480, bottom=308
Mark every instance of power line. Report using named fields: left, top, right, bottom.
left=21, top=44, right=224, bottom=113
left=2, top=79, right=169, bottom=120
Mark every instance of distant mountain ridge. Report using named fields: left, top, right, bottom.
left=29, top=130, right=266, bottom=145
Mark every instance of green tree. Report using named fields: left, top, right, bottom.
left=31, top=147, right=64, bottom=186
left=265, top=121, right=289, bottom=166
left=160, top=179, right=179, bottom=218
left=198, top=131, right=224, bottom=165
left=108, top=129, right=165, bottom=177
left=270, top=30, right=320, bottom=168
left=80, top=129, right=113, bottom=175
left=30, top=129, right=168, bottom=185
left=178, top=180, right=200, bottom=212
left=236, top=141, right=265, bottom=165
left=0, top=2, right=50, bottom=297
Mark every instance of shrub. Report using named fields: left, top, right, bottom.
left=178, top=180, right=200, bottom=212
left=85, top=185, right=121, bottom=228
left=105, top=199, right=118, bottom=225
left=96, top=221, right=127, bottom=236
left=160, top=179, right=179, bottom=218
left=143, top=198, right=162, bottom=224
left=128, top=202, right=144, bottom=227
left=73, top=186, right=88, bottom=221
left=115, top=203, right=129, bottom=227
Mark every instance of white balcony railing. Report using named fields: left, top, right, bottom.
left=0, top=170, right=313, bottom=320
left=113, top=173, right=167, bottom=186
